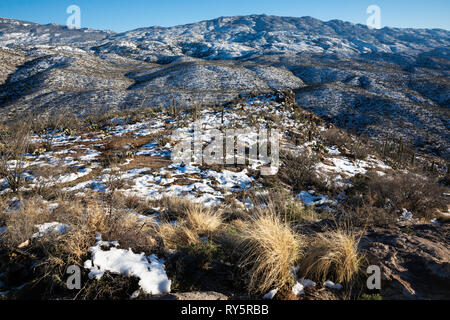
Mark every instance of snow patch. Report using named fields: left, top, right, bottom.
left=32, top=222, right=71, bottom=238
left=84, top=234, right=171, bottom=295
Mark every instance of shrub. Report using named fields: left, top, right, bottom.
left=0, top=124, right=32, bottom=192
left=353, top=171, right=447, bottom=220
left=341, top=201, right=397, bottom=228
left=278, top=151, right=322, bottom=191
left=321, top=128, right=350, bottom=147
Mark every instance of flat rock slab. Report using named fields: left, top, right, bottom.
left=360, top=224, right=450, bottom=300
left=153, top=291, right=229, bottom=300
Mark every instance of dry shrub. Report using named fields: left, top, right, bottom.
left=28, top=165, right=67, bottom=200
left=237, top=213, right=303, bottom=293
left=299, top=230, right=362, bottom=284
left=347, top=142, right=370, bottom=160
left=321, top=128, right=350, bottom=147
left=343, top=202, right=397, bottom=227
left=1, top=197, right=51, bottom=247
left=278, top=151, right=322, bottom=191
left=0, top=123, right=32, bottom=192
left=354, top=171, right=447, bottom=219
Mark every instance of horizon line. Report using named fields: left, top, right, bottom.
left=1, top=13, right=449, bottom=33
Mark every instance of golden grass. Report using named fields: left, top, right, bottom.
left=0, top=196, right=7, bottom=225
left=156, top=200, right=222, bottom=249
left=156, top=196, right=199, bottom=221
left=237, top=213, right=303, bottom=293
left=248, top=189, right=319, bottom=224
left=184, top=204, right=222, bottom=235
left=299, top=230, right=363, bottom=284
left=2, top=195, right=156, bottom=256
left=157, top=223, right=200, bottom=248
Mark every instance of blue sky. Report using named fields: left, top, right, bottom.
left=1, top=0, right=449, bottom=32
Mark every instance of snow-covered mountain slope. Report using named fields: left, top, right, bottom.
left=0, top=17, right=113, bottom=47
left=98, top=15, right=450, bottom=61
left=0, top=15, right=449, bottom=158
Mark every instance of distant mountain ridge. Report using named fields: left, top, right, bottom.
left=1, top=15, right=450, bottom=59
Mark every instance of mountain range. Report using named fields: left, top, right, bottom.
left=0, top=15, right=449, bottom=158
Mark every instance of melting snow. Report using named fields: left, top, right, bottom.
left=295, top=191, right=337, bottom=207
left=32, top=222, right=71, bottom=238
left=292, top=279, right=317, bottom=296
left=324, top=280, right=343, bottom=290
left=263, top=288, right=279, bottom=300
left=84, top=234, right=171, bottom=295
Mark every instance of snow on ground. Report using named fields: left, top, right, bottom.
left=84, top=233, right=171, bottom=295
left=263, top=288, right=279, bottom=300
left=292, top=279, right=317, bottom=296
left=32, top=222, right=71, bottom=239
left=323, top=280, right=343, bottom=290
left=0, top=93, right=395, bottom=211
left=296, top=190, right=337, bottom=208
left=316, top=155, right=391, bottom=188
left=397, top=208, right=418, bottom=225
left=56, top=167, right=92, bottom=184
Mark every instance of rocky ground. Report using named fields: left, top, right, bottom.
left=0, top=92, right=448, bottom=300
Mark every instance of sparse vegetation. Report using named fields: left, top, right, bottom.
left=0, top=123, right=32, bottom=193
left=0, top=90, right=448, bottom=301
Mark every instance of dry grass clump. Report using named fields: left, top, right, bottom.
left=248, top=189, right=318, bottom=223
left=0, top=196, right=158, bottom=299
left=2, top=196, right=156, bottom=261
left=157, top=201, right=223, bottom=249
left=156, top=196, right=201, bottom=222
left=101, top=210, right=157, bottom=253
left=112, top=193, right=154, bottom=214
left=299, top=230, right=362, bottom=285
left=237, top=213, right=303, bottom=293
left=0, top=196, right=7, bottom=225
left=184, top=205, right=222, bottom=235
left=157, top=223, right=200, bottom=248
